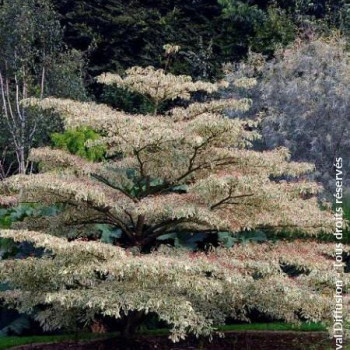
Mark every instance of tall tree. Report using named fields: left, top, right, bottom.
left=0, top=63, right=340, bottom=340
left=0, top=0, right=87, bottom=177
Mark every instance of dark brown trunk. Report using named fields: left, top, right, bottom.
left=121, top=310, right=145, bottom=340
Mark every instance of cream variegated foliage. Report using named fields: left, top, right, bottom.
left=17, top=93, right=334, bottom=238
left=0, top=66, right=343, bottom=340
left=96, top=66, right=229, bottom=106
left=0, top=230, right=348, bottom=341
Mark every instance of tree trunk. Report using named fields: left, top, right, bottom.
left=121, top=310, right=145, bottom=340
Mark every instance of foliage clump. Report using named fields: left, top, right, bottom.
left=51, top=128, right=106, bottom=162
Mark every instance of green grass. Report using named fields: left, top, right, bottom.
left=217, top=322, right=327, bottom=332
left=142, top=322, right=327, bottom=336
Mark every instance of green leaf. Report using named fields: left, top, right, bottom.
left=0, top=238, right=17, bottom=254
left=218, top=232, right=238, bottom=248
left=38, top=206, right=60, bottom=217
left=51, top=128, right=106, bottom=162
left=150, top=178, right=163, bottom=187
left=0, top=316, right=31, bottom=337
left=97, top=224, right=122, bottom=244
left=157, top=233, right=177, bottom=241
left=158, top=232, right=208, bottom=251
left=240, top=230, right=267, bottom=244
left=9, top=205, right=34, bottom=221
left=0, top=213, right=12, bottom=229
left=171, top=184, right=188, bottom=192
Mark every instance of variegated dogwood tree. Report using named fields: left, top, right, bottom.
left=0, top=64, right=346, bottom=341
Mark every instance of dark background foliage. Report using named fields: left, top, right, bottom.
left=51, top=0, right=350, bottom=82
left=52, top=0, right=296, bottom=81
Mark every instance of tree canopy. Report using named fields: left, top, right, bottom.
left=0, top=64, right=341, bottom=341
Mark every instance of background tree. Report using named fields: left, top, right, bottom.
left=47, top=0, right=350, bottom=94
left=224, top=35, right=350, bottom=192
left=53, top=0, right=224, bottom=79
left=218, top=1, right=296, bottom=56
left=0, top=65, right=340, bottom=341
left=0, top=0, right=87, bottom=177
left=52, top=0, right=299, bottom=85
left=273, top=0, right=350, bottom=30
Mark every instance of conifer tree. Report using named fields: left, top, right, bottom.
left=0, top=59, right=345, bottom=341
